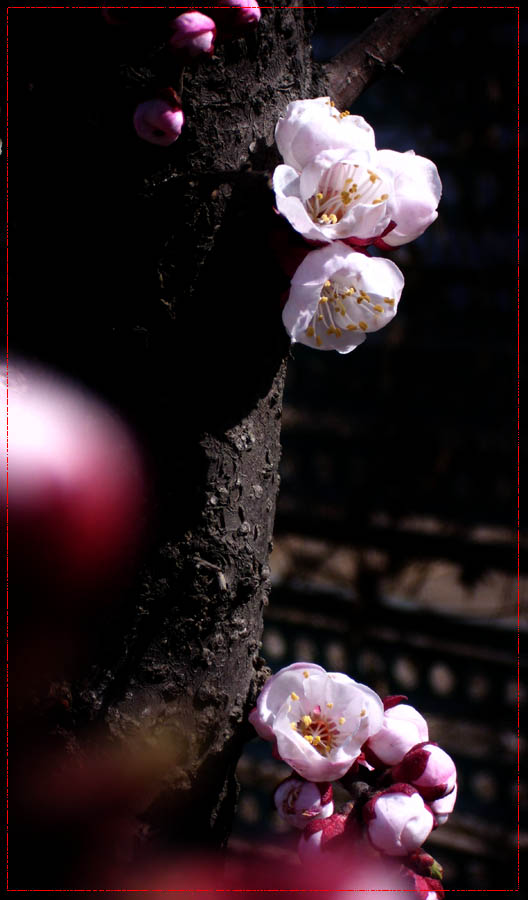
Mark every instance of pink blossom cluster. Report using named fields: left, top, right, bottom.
left=273, top=98, right=442, bottom=352
left=116, top=4, right=261, bottom=145
left=250, top=664, right=456, bottom=898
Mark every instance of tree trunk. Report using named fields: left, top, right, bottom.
left=10, top=2, right=322, bottom=877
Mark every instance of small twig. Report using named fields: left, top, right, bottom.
left=324, top=1, right=449, bottom=110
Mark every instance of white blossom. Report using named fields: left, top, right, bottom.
left=249, top=663, right=384, bottom=782
left=282, top=242, right=404, bottom=354
left=273, top=99, right=441, bottom=248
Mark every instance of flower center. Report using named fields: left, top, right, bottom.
left=306, top=163, right=389, bottom=226
left=297, top=710, right=341, bottom=757
left=304, top=279, right=396, bottom=348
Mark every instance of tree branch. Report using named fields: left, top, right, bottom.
left=324, top=2, right=449, bottom=110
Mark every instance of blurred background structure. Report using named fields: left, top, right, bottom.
left=232, top=7, right=523, bottom=891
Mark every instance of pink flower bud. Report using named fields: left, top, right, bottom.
left=363, top=784, right=433, bottom=856
left=298, top=813, right=357, bottom=863
left=401, top=867, right=445, bottom=900
left=213, top=0, right=261, bottom=34
left=363, top=702, right=429, bottom=767
left=133, top=99, right=184, bottom=147
left=390, top=742, right=457, bottom=802
left=406, top=848, right=444, bottom=880
left=169, top=12, right=216, bottom=58
left=429, top=780, right=457, bottom=827
left=274, top=776, right=333, bottom=830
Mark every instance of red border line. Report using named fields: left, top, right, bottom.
left=4, top=4, right=521, bottom=894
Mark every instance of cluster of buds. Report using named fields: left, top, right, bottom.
left=106, top=4, right=261, bottom=145
left=250, top=664, right=456, bottom=898
left=273, top=98, right=442, bottom=352
left=167, top=3, right=261, bottom=61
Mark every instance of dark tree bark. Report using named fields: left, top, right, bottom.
left=8, top=3, right=445, bottom=886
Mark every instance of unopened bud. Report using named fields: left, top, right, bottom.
left=363, top=702, right=428, bottom=767
left=391, top=742, right=457, bottom=803
left=133, top=99, right=184, bottom=147
left=214, top=0, right=261, bottom=34
left=363, top=784, right=433, bottom=857
left=429, top=780, right=457, bottom=827
left=297, top=813, right=359, bottom=863
left=274, top=776, right=333, bottom=830
left=169, top=12, right=216, bottom=58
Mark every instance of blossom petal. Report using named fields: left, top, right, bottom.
left=275, top=98, right=376, bottom=172
left=250, top=662, right=325, bottom=741
left=273, top=165, right=332, bottom=244
left=376, top=149, right=442, bottom=246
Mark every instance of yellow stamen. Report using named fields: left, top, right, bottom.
left=338, top=716, right=346, bottom=725
left=304, top=734, right=314, bottom=743
left=360, top=708, right=366, bottom=717
left=316, top=336, right=322, bottom=347
left=329, top=214, right=338, bottom=224
left=320, top=296, right=328, bottom=303
left=316, top=192, right=324, bottom=200
left=326, top=702, right=334, bottom=709
left=330, top=101, right=335, bottom=107
left=384, top=297, right=395, bottom=306
left=346, top=324, right=357, bottom=331
left=313, top=735, right=322, bottom=744
left=302, top=715, right=312, bottom=727
left=335, top=328, right=342, bottom=337
left=303, top=671, right=310, bottom=678
left=373, top=304, right=384, bottom=313
left=290, top=722, right=298, bottom=730
left=327, top=327, right=336, bottom=335
left=324, top=280, right=332, bottom=287
left=359, top=321, right=368, bottom=331
left=306, top=326, right=315, bottom=337
left=291, top=692, right=299, bottom=701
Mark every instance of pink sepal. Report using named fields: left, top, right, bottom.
left=391, top=744, right=431, bottom=784
left=319, top=783, right=333, bottom=806
left=341, top=220, right=397, bottom=251
left=383, top=694, right=408, bottom=711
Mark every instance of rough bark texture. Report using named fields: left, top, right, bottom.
left=10, top=2, right=323, bottom=877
